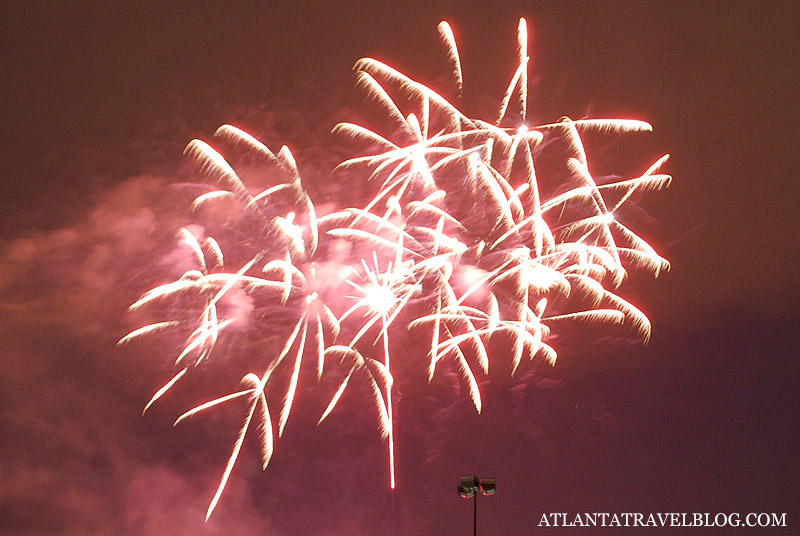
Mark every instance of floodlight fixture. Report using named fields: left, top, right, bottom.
left=479, top=478, right=496, bottom=495
left=458, top=475, right=478, bottom=498
left=457, top=475, right=496, bottom=536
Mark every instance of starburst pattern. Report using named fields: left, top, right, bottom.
left=121, top=18, right=670, bottom=519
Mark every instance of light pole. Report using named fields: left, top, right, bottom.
left=458, top=475, right=496, bottom=536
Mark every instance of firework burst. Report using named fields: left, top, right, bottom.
left=121, top=18, right=670, bottom=519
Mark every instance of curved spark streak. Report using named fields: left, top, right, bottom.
left=123, top=18, right=671, bottom=519
left=437, top=21, right=463, bottom=96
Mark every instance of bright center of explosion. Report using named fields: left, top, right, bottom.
left=364, top=285, right=396, bottom=316
left=121, top=17, right=672, bottom=520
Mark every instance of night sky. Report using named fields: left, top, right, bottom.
left=2, top=1, right=799, bottom=535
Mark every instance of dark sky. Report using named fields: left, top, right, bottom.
left=2, top=1, right=799, bottom=534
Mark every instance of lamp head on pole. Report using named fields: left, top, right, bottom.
left=458, top=475, right=478, bottom=498
left=479, top=478, right=496, bottom=495
left=458, top=475, right=496, bottom=498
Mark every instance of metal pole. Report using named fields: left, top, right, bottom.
left=473, top=488, right=477, bottom=536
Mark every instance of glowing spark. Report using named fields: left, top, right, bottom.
left=437, top=21, right=463, bottom=96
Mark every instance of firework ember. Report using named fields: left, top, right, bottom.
left=121, top=18, right=670, bottom=519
